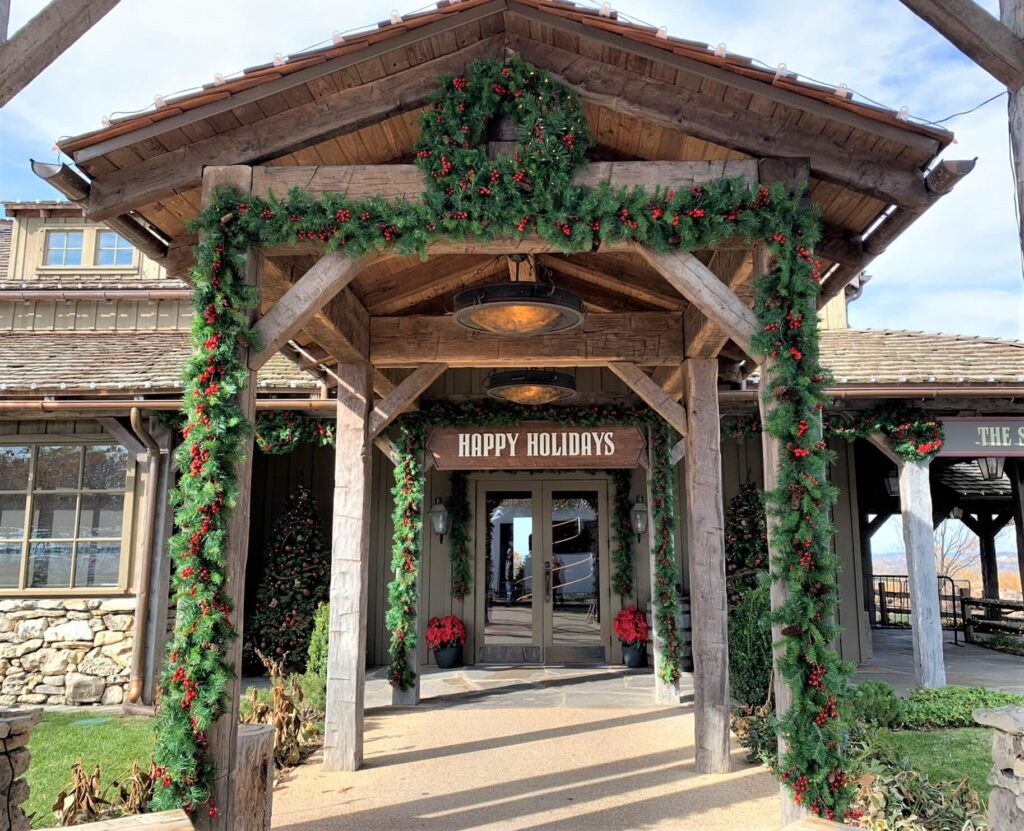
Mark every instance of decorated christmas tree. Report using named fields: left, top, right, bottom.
left=246, top=486, right=329, bottom=671
left=725, top=481, right=769, bottom=606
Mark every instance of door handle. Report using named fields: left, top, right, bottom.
left=544, top=561, right=552, bottom=602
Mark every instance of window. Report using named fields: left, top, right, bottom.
left=95, top=231, right=135, bottom=267
left=44, top=230, right=84, bottom=266
left=0, top=443, right=130, bottom=591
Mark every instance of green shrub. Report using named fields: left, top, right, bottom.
left=731, top=705, right=778, bottom=767
left=847, top=681, right=907, bottom=730
left=728, top=583, right=773, bottom=708
left=306, top=602, right=329, bottom=680
left=904, top=685, right=1024, bottom=729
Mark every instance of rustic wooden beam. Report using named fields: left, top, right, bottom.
left=368, top=364, right=447, bottom=438
left=684, top=358, right=731, bottom=773
left=633, top=245, right=758, bottom=356
left=84, top=37, right=503, bottom=219
left=365, top=256, right=504, bottom=315
left=374, top=434, right=401, bottom=466
left=0, top=0, right=121, bottom=107
left=250, top=253, right=369, bottom=370
left=370, top=312, right=685, bottom=367
left=507, top=253, right=537, bottom=282
left=537, top=254, right=687, bottom=310
left=669, top=439, right=685, bottom=466
left=607, top=363, right=688, bottom=435
left=897, top=0, right=1024, bottom=89
left=323, top=363, right=373, bottom=771
left=507, top=33, right=936, bottom=208
left=683, top=246, right=764, bottom=358
left=198, top=166, right=257, bottom=831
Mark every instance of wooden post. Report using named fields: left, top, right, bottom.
left=757, top=359, right=805, bottom=825
left=878, top=581, right=890, bottom=627
left=196, top=165, right=257, bottom=831
left=979, top=519, right=1002, bottom=602
left=859, top=514, right=877, bottom=625
left=1004, top=0, right=1024, bottom=254
left=683, top=358, right=730, bottom=774
left=645, top=434, right=679, bottom=705
left=323, top=363, right=373, bottom=771
left=898, top=460, right=947, bottom=688
left=233, top=724, right=275, bottom=831
left=1011, top=460, right=1024, bottom=592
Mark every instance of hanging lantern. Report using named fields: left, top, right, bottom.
left=975, top=457, right=1005, bottom=481
left=883, top=469, right=900, bottom=498
left=453, top=256, right=585, bottom=336
left=630, top=496, right=649, bottom=542
left=428, top=497, right=449, bottom=543
left=482, top=369, right=576, bottom=404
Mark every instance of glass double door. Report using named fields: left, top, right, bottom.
left=479, top=479, right=609, bottom=663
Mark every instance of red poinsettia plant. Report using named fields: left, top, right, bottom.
left=613, top=605, right=649, bottom=647
left=425, top=615, right=467, bottom=650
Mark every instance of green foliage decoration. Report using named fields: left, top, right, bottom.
left=306, top=602, right=330, bottom=681
left=610, top=469, right=635, bottom=598
left=728, top=583, right=773, bottom=709
left=448, top=471, right=472, bottom=600
left=725, top=482, right=769, bottom=605
left=160, top=54, right=852, bottom=817
left=254, top=411, right=335, bottom=455
left=846, top=681, right=907, bottom=730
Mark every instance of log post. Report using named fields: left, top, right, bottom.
left=859, top=514, right=877, bottom=625
left=683, top=358, right=730, bottom=773
left=196, top=165, right=257, bottom=831
left=324, top=363, right=373, bottom=770
left=1011, top=459, right=1024, bottom=593
left=757, top=358, right=805, bottom=825
left=898, top=459, right=947, bottom=688
left=979, top=517, right=1002, bottom=602
left=233, top=724, right=275, bottom=831
left=645, top=435, right=679, bottom=705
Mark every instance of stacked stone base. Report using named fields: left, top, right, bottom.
left=974, top=706, right=1024, bottom=831
left=1, top=708, right=42, bottom=831
left=0, top=599, right=135, bottom=707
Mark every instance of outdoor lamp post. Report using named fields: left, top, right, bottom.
left=429, top=497, right=449, bottom=544
left=630, top=496, right=648, bottom=542
left=975, top=457, right=1005, bottom=481
left=883, top=469, right=900, bottom=498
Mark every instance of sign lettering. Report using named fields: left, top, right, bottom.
left=937, top=417, right=1024, bottom=457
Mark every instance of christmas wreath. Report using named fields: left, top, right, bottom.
left=161, top=55, right=854, bottom=817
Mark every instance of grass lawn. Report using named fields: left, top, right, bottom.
left=25, top=711, right=155, bottom=829
left=877, top=727, right=993, bottom=801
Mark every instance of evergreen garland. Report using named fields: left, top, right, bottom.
left=722, top=407, right=944, bottom=463
left=162, top=55, right=855, bottom=817
left=244, top=486, right=330, bottom=669
left=254, top=411, right=335, bottom=455
left=610, top=469, right=635, bottom=598
left=448, top=470, right=472, bottom=600
left=725, top=482, right=769, bottom=607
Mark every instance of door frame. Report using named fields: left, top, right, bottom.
left=470, top=471, right=613, bottom=664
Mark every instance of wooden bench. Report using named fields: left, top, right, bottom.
left=77, top=811, right=191, bottom=829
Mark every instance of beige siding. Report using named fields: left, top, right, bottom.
left=818, top=294, right=848, bottom=330
left=0, top=299, right=193, bottom=332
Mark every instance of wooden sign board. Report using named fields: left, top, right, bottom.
left=938, top=417, right=1024, bottom=457
left=427, top=423, right=646, bottom=470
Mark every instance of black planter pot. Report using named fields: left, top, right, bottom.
left=622, top=644, right=647, bottom=669
left=434, top=644, right=464, bottom=669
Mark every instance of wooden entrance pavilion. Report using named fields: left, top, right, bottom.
left=25, top=0, right=990, bottom=825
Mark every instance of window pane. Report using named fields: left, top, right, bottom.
left=98, top=231, right=115, bottom=247
left=115, top=247, right=133, bottom=266
left=67, top=231, right=83, bottom=248
left=50, top=232, right=67, bottom=248
left=0, top=543, right=20, bottom=588
left=31, top=493, right=78, bottom=538
left=63, top=247, right=82, bottom=266
left=0, top=494, right=26, bottom=538
left=83, top=445, right=128, bottom=489
left=74, top=542, right=120, bottom=587
left=0, top=446, right=30, bottom=489
left=28, top=541, right=72, bottom=588
left=36, top=445, right=81, bottom=489
left=78, top=493, right=123, bottom=537
left=96, top=248, right=114, bottom=266
left=45, top=247, right=65, bottom=266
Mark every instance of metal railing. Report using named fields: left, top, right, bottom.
left=874, top=574, right=970, bottom=643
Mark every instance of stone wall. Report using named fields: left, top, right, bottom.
left=0, top=598, right=136, bottom=706
left=974, top=706, right=1024, bottom=831
left=1, top=708, right=41, bottom=831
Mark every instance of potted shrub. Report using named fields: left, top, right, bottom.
left=614, top=605, right=649, bottom=668
left=426, top=614, right=467, bottom=669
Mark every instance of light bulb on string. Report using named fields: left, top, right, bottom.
left=391, top=10, right=403, bottom=24
left=331, top=31, right=343, bottom=44
left=599, top=3, right=612, bottom=17
left=273, top=53, right=286, bottom=66
left=656, top=26, right=668, bottom=39
left=715, top=43, right=727, bottom=57
left=213, top=73, right=226, bottom=85
left=774, top=63, right=788, bottom=80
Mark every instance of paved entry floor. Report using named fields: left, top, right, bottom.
left=270, top=666, right=780, bottom=831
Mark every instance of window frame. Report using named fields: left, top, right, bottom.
left=43, top=229, right=85, bottom=268
left=0, top=437, right=136, bottom=596
left=94, top=230, right=136, bottom=268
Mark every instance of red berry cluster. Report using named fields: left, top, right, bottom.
left=814, top=697, right=839, bottom=726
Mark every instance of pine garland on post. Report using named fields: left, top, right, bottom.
left=245, top=486, right=330, bottom=670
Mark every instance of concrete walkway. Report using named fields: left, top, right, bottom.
left=855, top=629, right=1024, bottom=694
left=271, top=667, right=779, bottom=831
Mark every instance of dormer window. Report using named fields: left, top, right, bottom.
left=44, top=230, right=83, bottom=266
left=95, top=231, right=135, bottom=267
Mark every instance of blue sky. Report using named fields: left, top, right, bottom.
left=1, top=0, right=1021, bottom=339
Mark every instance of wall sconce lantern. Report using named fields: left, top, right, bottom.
left=883, top=469, right=900, bottom=498
left=976, top=457, right=1005, bottom=481
left=630, top=496, right=648, bottom=542
left=428, top=497, right=449, bottom=543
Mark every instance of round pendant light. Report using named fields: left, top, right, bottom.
left=483, top=370, right=577, bottom=405
left=453, top=282, right=585, bottom=336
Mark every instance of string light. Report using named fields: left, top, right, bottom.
left=656, top=26, right=668, bottom=39
left=896, top=106, right=910, bottom=121
left=154, top=94, right=166, bottom=108
left=331, top=31, right=343, bottom=44
left=273, top=53, right=286, bottom=66
left=390, top=10, right=403, bottom=24
left=774, top=63, right=788, bottom=80
left=599, top=3, right=612, bottom=17
left=213, top=73, right=226, bottom=85
left=715, top=42, right=727, bottom=58
left=101, top=116, right=111, bottom=127
left=834, top=83, right=850, bottom=100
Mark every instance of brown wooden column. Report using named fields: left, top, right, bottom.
left=197, top=165, right=257, bottom=831
left=1011, top=460, right=1024, bottom=592
left=683, top=358, right=730, bottom=774
left=979, top=518, right=1002, bottom=601
left=323, top=363, right=373, bottom=770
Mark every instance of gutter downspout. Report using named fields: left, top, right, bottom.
left=127, top=408, right=160, bottom=704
